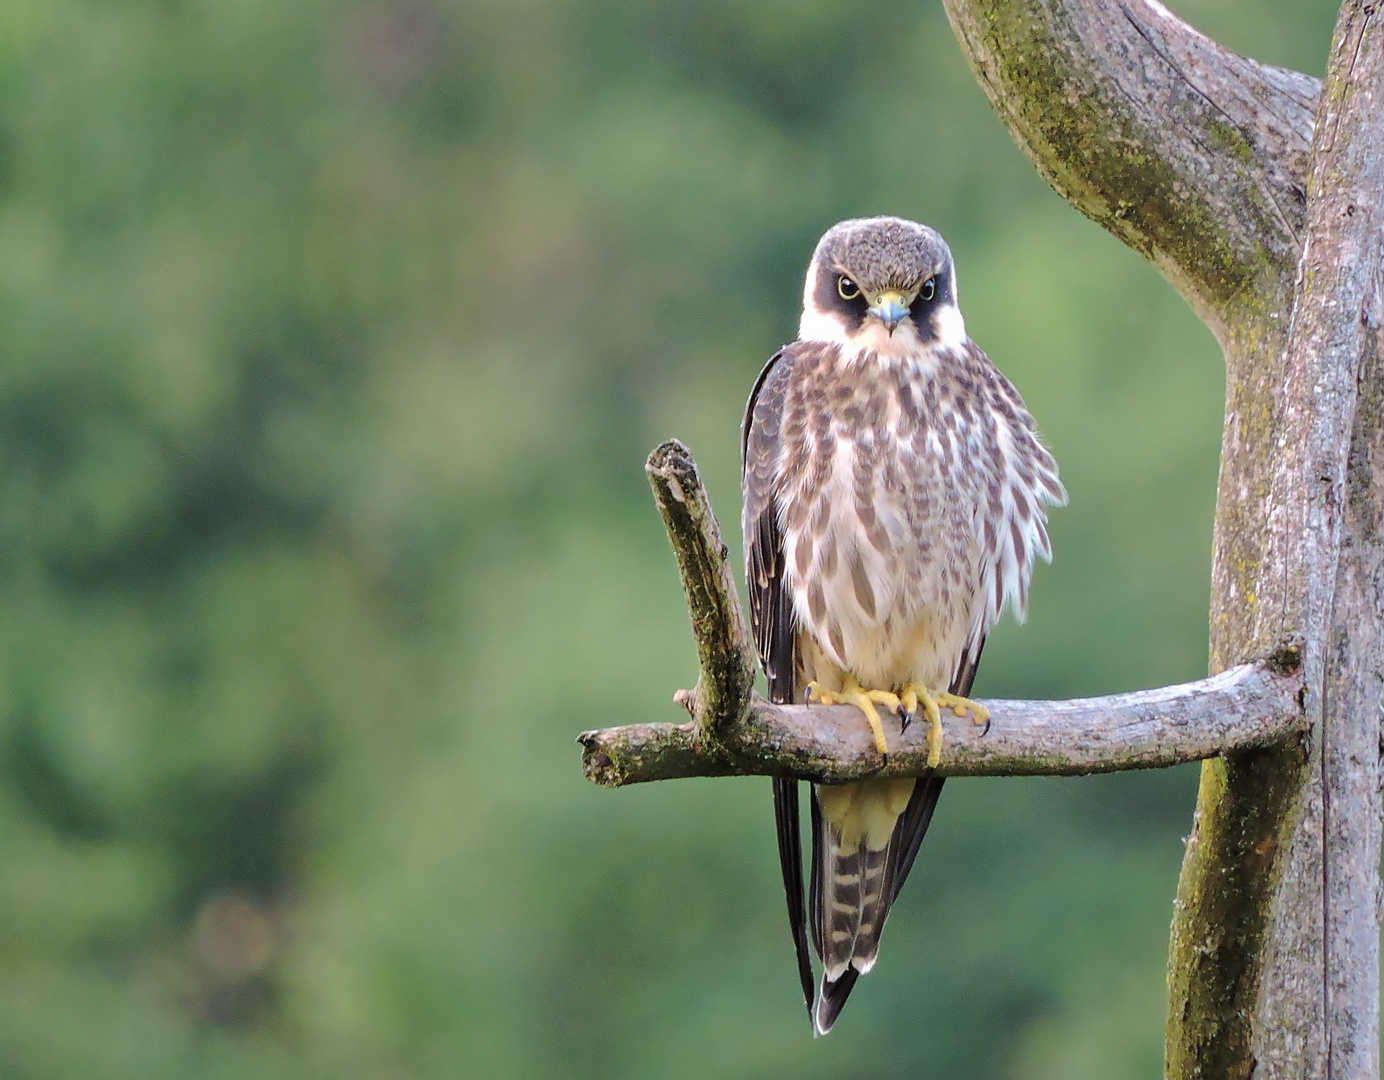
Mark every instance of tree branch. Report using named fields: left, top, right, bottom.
left=582, top=442, right=1305, bottom=790
left=941, top=0, right=1317, bottom=332
left=644, top=439, right=757, bottom=737
left=580, top=661, right=1306, bottom=788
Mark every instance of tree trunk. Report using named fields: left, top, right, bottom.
left=940, top=0, right=1384, bottom=1075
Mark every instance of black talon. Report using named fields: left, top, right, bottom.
left=979, top=715, right=992, bottom=738
left=897, top=704, right=911, bottom=733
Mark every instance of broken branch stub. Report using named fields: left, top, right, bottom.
left=644, top=439, right=757, bottom=738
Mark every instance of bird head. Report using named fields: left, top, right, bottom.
left=797, top=216, right=967, bottom=356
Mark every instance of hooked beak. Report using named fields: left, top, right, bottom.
left=867, top=290, right=910, bottom=334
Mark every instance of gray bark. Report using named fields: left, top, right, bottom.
left=644, top=439, right=757, bottom=736
left=1251, top=5, right=1384, bottom=1075
left=579, top=665, right=1305, bottom=786
left=938, top=0, right=1384, bottom=1076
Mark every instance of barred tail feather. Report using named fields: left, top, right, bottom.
left=851, top=844, right=892, bottom=974
left=809, top=819, right=892, bottom=1036
left=810, top=779, right=917, bottom=1036
left=816, top=824, right=867, bottom=984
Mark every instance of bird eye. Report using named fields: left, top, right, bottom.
left=837, top=276, right=860, bottom=301
left=918, top=277, right=937, bottom=303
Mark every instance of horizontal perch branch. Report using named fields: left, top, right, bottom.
left=579, top=660, right=1306, bottom=787
left=583, top=440, right=1307, bottom=790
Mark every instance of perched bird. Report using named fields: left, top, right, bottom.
left=741, top=217, right=1065, bottom=1035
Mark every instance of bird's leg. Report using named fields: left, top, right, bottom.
left=805, top=675, right=901, bottom=759
left=898, top=685, right=990, bottom=768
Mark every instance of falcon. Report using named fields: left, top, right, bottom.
left=741, top=217, right=1065, bottom=1035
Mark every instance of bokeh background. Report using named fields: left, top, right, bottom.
left=0, top=1, right=1343, bottom=1077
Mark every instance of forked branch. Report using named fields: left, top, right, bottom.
left=578, top=441, right=1306, bottom=788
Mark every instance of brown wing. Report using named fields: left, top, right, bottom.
left=741, top=345, right=815, bottom=1019
left=742, top=346, right=796, bottom=702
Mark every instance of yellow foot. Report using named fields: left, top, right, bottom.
left=898, top=685, right=991, bottom=768
left=805, top=676, right=901, bottom=759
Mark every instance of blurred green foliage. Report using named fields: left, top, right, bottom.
left=0, top=1, right=1340, bottom=1076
